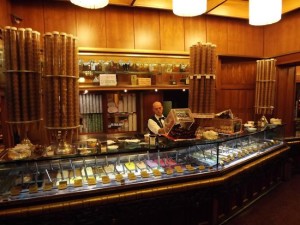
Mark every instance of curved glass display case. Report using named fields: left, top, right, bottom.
left=0, top=125, right=285, bottom=205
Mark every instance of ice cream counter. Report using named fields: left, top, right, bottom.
left=0, top=125, right=291, bottom=225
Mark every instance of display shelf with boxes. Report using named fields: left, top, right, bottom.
left=0, top=125, right=286, bottom=208
left=77, top=50, right=190, bottom=136
left=77, top=50, right=190, bottom=91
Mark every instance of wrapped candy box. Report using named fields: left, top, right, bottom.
left=164, top=108, right=196, bottom=139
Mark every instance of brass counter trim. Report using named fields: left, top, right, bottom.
left=0, top=146, right=289, bottom=217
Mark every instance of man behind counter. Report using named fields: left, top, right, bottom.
left=148, top=101, right=166, bottom=135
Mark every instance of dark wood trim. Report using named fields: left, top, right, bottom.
left=276, top=52, right=300, bottom=66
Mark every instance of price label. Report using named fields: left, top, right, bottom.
left=43, top=182, right=53, bottom=191
left=58, top=180, right=68, bottom=190
left=141, top=171, right=150, bottom=178
left=186, top=164, right=195, bottom=171
left=175, top=166, right=184, bottom=173
left=115, top=174, right=124, bottom=182
left=87, top=177, right=96, bottom=185
left=166, top=168, right=174, bottom=175
left=29, top=184, right=38, bottom=193
left=128, top=172, right=137, bottom=180
left=198, top=165, right=205, bottom=170
left=102, top=175, right=111, bottom=184
left=73, top=178, right=83, bottom=187
left=10, top=186, right=22, bottom=196
left=152, top=169, right=161, bottom=177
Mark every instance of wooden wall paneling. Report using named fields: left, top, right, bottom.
left=0, top=0, right=11, bottom=27
left=105, top=6, right=134, bottom=49
left=216, top=58, right=257, bottom=122
left=234, top=90, right=255, bottom=122
left=43, top=1, right=77, bottom=35
left=10, top=0, right=44, bottom=33
left=264, top=10, right=300, bottom=58
left=275, top=66, right=296, bottom=137
left=183, top=16, right=207, bottom=51
left=296, top=66, right=300, bottom=83
left=206, top=16, right=228, bottom=55
left=227, top=18, right=264, bottom=57
left=264, top=20, right=286, bottom=57
left=216, top=89, right=254, bottom=123
left=76, top=7, right=107, bottom=48
left=219, top=60, right=257, bottom=89
left=133, top=8, right=160, bottom=50
left=159, top=11, right=185, bottom=51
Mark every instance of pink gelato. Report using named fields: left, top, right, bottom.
left=146, top=160, right=158, bottom=168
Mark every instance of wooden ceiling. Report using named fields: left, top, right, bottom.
left=105, top=0, right=300, bottom=19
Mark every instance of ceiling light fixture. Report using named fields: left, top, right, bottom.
left=249, top=0, right=282, bottom=26
left=70, top=0, right=109, bottom=9
left=173, top=0, right=207, bottom=17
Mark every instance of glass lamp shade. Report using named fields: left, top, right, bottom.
left=173, top=0, right=207, bottom=17
left=249, top=0, right=282, bottom=26
left=70, top=0, right=109, bottom=9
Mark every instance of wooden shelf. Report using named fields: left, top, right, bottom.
left=79, top=84, right=189, bottom=91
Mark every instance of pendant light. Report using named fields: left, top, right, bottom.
left=173, top=0, right=207, bottom=17
left=249, top=0, right=282, bottom=26
left=70, top=0, right=109, bottom=9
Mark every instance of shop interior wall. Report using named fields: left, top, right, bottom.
left=275, top=67, right=296, bottom=137
left=264, top=9, right=300, bottom=58
left=0, top=0, right=10, bottom=27
left=9, top=0, right=264, bottom=56
left=4, top=0, right=300, bottom=138
left=264, top=9, right=300, bottom=136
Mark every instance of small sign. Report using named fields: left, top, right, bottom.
left=115, top=174, right=124, bottom=182
left=10, top=186, right=22, bottom=196
left=141, top=170, right=150, bottom=178
left=186, top=164, right=195, bottom=171
left=43, top=182, right=53, bottom=191
left=99, top=74, right=117, bottom=86
left=199, top=165, right=205, bottom=170
left=73, top=178, right=83, bottom=187
left=102, top=175, right=111, bottom=184
left=128, top=172, right=137, bottom=180
left=152, top=169, right=161, bottom=177
left=166, top=168, right=174, bottom=175
left=87, top=176, right=96, bottom=185
left=58, top=180, right=68, bottom=190
left=137, top=78, right=151, bottom=86
left=174, top=166, right=183, bottom=173
left=29, top=183, right=39, bottom=193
